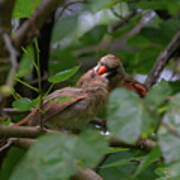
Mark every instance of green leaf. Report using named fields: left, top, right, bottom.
left=79, top=25, right=107, bottom=46
left=145, top=80, right=172, bottom=111
left=52, top=15, right=78, bottom=42
left=0, top=117, right=11, bottom=125
left=0, top=147, right=25, bottom=180
left=155, top=162, right=180, bottom=179
left=50, top=50, right=76, bottom=74
left=102, top=156, right=143, bottom=169
left=140, top=20, right=180, bottom=46
left=136, top=0, right=180, bottom=15
left=158, top=94, right=180, bottom=164
left=48, top=66, right=80, bottom=83
left=133, top=47, right=161, bottom=74
left=164, top=162, right=180, bottom=179
left=128, top=35, right=151, bottom=48
left=13, top=0, right=41, bottom=18
left=134, top=146, right=162, bottom=177
left=100, top=150, right=158, bottom=180
left=136, top=0, right=167, bottom=10
left=52, top=97, right=74, bottom=103
left=84, top=0, right=115, bottom=13
left=159, top=132, right=180, bottom=164
left=12, top=98, right=34, bottom=111
left=119, top=47, right=160, bottom=75
left=73, top=130, right=108, bottom=167
left=107, top=89, right=154, bottom=144
left=16, top=46, right=34, bottom=78
left=10, top=130, right=108, bottom=180
left=105, top=147, right=128, bottom=154
left=16, top=55, right=33, bottom=78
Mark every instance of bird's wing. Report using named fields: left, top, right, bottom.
left=43, top=92, right=87, bottom=120
left=45, top=87, right=84, bottom=101
left=15, top=88, right=87, bottom=126
left=42, top=87, right=87, bottom=120
left=123, top=81, right=148, bottom=97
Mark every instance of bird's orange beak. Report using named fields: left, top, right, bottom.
left=97, top=65, right=107, bottom=75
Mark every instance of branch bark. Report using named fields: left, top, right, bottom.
left=0, top=125, right=156, bottom=151
left=0, top=0, right=16, bottom=58
left=12, top=0, right=65, bottom=49
left=109, top=137, right=156, bottom=151
left=0, top=125, right=55, bottom=138
left=71, top=169, right=103, bottom=180
left=2, top=33, right=18, bottom=89
left=145, top=30, right=180, bottom=88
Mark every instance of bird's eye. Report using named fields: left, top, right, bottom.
left=90, top=73, right=96, bottom=78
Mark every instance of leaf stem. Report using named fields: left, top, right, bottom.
left=34, top=39, right=44, bottom=129
left=15, top=77, right=39, bottom=93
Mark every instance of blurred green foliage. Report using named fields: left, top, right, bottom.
left=1, top=0, right=180, bottom=179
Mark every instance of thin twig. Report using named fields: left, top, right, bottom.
left=0, top=138, right=13, bottom=152
left=2, top=32, right=18, bottom=88
left=34, top=39, right=44, bottom=129
left=57, top=0, right=85, bottom=20
left=93, top=154, right=110, bottom=172
left=12, top=0, right=65, bottom=49
left=109, top=137, right=156, bottom=151
left=112, top=10, right=137, bottom=31
left=3, top=108, right=25, bottom=113
left=0, top=0, right=16, bottom=58
left=12, top=138, right=35, bottom=150
left=15, top=77, right=39, bottom=93
left=145, top=30, right=180, bottom=88
left=111, top=7, right=127, bottom=22
left=162, top=122, right=180, bottom=139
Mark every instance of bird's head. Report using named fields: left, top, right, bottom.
left=80, top=70, right=108, bottom=96
left=82, top=71, right=108, bottom=88
left=94, top=54, right=125, bottom=81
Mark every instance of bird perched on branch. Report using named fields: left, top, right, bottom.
left=15, top=72, right=108, bottom=131
left=78, top=54, right=148, bottom=97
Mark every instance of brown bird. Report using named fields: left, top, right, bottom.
left=90, top=54, right=148, bottom=97
left=15, top=72, right=108, bottom=131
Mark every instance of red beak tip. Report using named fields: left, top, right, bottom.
left=97, top=66, right=107, bottom=75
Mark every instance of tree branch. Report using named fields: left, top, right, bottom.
left=0, top=125, right=156, bottom=151
left=0, top=125, right=56, bottom=138
left=2, top=32, right=18, bottom=89
left=0, top=0, right=16, bottom=58
left=71, top=169, right=103, bottom=180
left=13, top=138, right=35, bottom=150
left=109, top=137, right=156, bottom=151
left=145, top=30, right=180, bottom=88
left=12, top=0, right=65, bottom=49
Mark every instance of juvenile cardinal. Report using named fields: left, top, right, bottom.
left=15, top=72, right=108, bottom=131
left=78, top=54, right=148, bottom=97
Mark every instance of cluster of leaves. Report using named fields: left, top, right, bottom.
left=105, top=81, right=180, bottom=179
left=1, top=0, right=180, bottom=179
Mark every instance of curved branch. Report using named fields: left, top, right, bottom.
left=0, top=125, right=56, bottom=138
left=12, top=0, right=65, bottom=49
left=71, top=169, right=103, bottom=180
left=109, top=137, right=156, bottom=151
left=145, top=30, right=180, bottom=88
left=0, top=0, right=16, bottom=58
left=0, top=125, right=156, bottom=151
